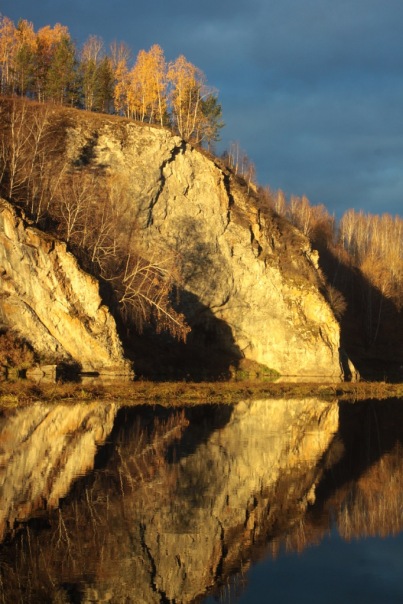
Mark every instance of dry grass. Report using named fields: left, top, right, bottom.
left=0, top=378, right=402, bottom=409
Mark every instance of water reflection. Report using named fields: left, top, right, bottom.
left=0, top=401, right=117, bottom=541
left=313, top=399, right=403, bottom=540
left=0, top=397, right=402, bottom=603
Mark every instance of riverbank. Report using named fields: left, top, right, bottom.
left=1, top=378, right=403, bottom=408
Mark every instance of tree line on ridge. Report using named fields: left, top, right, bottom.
left=0, top=15, right=224, bottom=148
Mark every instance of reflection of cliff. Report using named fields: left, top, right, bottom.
left=219, top=398, right=403, bottom=583
left=0, top=401, right=117, bottom=541
left=0, top=398, right=338, bottom=603
left=144, top=398, right=338, bottom=603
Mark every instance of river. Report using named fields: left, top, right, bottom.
left=1, top=396, right=403, bottom=602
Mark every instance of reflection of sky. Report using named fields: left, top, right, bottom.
left=205, top=529, right=403, bottom=604
left=4, top=0, right=403, bottom=218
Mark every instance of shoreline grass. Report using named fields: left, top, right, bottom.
left=1, top=378, right=403, bottom=409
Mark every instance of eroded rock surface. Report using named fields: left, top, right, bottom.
left=0, top=199, right=131, bottom=373
left=66, top=119, right=342, bottom=377
left=0, top=106, right=343, bottom=376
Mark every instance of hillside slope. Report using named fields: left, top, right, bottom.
left=0, top=101, right=343, bottom=378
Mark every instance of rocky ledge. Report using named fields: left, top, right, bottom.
left=0, top=199, right=131, bottom=375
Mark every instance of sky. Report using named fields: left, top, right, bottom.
left=2, top=0, right=403, bottom=218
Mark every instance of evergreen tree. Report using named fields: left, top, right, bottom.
left=45, top=35, right=78, bottom=104
left=94, top=56, right=114, bottom=113
left=14, top=19, right=36, bottom=96
left=199, top=95, right=224, bottom=150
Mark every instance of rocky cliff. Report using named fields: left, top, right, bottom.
left=0, top=104, right=343, bottom=377
left=0, top=199, right=131, bottom=374
left=68, top=117, right=342, bottom=377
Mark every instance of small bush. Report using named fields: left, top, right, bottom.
left=0, top=331, right=35, bottom=370
left=230, top=358, right=280, bottom=382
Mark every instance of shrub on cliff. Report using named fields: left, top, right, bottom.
left=0, top=331, right=35, bottom=371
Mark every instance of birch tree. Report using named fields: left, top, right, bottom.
left=126, top=44, right=167, bottom=124
left=111, top=41, right=131, bottom=116
left=167, top=55, right=208, bottom=141
left=80, top=35, right=104, bottom=111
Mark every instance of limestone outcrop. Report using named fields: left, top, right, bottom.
left=0, top=104, right=343, bottom=377
left=0, top=199, right=131, bottom=374
left=67, top=118, right=342, bottom=377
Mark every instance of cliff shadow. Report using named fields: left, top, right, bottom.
left=124, top=292, right=243, bottom=381
left=315, top=243, right=403, bottom=381
left=124, top=215, right=245, bottom=381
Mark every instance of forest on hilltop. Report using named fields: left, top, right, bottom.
left=0, top=14, right=402, bottom=380
left=0, top=15, right=224, bottom=147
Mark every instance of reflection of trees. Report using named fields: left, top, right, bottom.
left=332, top=441, right=403, bottom=540
left=298, top=400, right=403, bottom=550
left=0, top=406, right=190, bottom=604
left=0, top=398, right=340, bottom=604
left=8, top=399, right=403, bottom=602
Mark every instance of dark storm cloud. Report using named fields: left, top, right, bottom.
left=2, top=0, right=403, bottom=217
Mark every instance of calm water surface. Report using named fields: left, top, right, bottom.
left=1, top=396, right=403, bottom=603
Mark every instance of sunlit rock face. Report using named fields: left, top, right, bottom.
left=0, top=102, right=343, bottom=376
left=67, top=120, right=341, bottom=377
left=0, top=199, right=131, bottom=373
left=0, top=401, right=117, bottom=541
